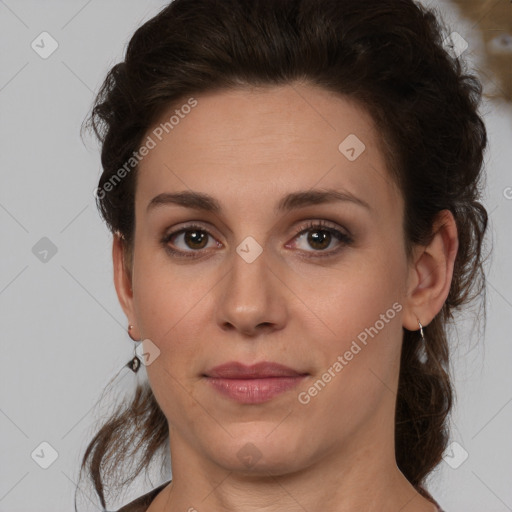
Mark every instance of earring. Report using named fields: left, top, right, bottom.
left=126, top=324, right=142, bottom=373
left=127, top=324, right=137, bottom=341
left=417, top=319, right=427, bottom=363
left=418, top=320, right=425, bottom=340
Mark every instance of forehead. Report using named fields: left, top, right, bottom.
left=136, top=84, right=401, bottom=218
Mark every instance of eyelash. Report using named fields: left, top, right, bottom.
left=160, top=220, right=353, bottom=260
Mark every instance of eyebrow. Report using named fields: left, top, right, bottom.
left=147, top=188, right=371, bottom=214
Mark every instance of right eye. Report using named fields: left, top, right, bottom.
left=161, top=224, right=223, bottom=258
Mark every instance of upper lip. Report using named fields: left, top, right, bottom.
left=204, top=361, right=307, bottom=379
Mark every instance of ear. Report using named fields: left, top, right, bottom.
left=402, top=209, right=459, bottom=331
left=112, top=234, right=140, bottom=339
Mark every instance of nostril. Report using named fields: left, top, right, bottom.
left=256, top=322, right=273, bottom=329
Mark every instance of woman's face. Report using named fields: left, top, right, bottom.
left=119, top=84, right=415, bottom=474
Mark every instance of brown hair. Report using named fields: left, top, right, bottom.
left=78, top=0, right=488, bottom=508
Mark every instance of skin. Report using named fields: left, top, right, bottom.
left=113, top=83, right=458, bottom=512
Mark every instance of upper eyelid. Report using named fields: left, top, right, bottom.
left=164, top=222, right=221, bottom=242
left=165, top=220, right=345, bottom=238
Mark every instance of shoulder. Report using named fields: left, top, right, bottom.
left=114, top=480, right=171, bottom=512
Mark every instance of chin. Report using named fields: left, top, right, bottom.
left=205, top=429, right=311, bottom=476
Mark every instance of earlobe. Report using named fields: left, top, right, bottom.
left=112, top=234, right=138, bottom=335
left=402, top=210, right=459, bottom=331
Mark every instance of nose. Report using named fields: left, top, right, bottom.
left=215, top=245, right=288, bottom=338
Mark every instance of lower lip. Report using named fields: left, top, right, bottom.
left=205, top=376, right=306, bottom=404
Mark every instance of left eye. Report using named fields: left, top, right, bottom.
left=287, top=222, right=352, bottom=255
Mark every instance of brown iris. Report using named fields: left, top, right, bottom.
left=184, top=230, right=208, bottom=249
left=307, top=229, right=331, bottom=250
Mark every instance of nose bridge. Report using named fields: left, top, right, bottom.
left=215, top=240, right=287, bottom=335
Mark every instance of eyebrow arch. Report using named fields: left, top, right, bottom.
left=146, top=188, right=371, bottom=214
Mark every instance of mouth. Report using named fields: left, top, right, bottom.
left=203, top=361, right=309, bottom=404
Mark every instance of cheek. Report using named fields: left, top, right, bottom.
left=301, top=241, right=407, bottom=340
left=130, top=251, right=197, bottom=357
left=129, top=251, right=211, bottom=425
left=296, top=236, right=408, bottom=390
left=131, top=234, right=207, bottom=326
left=291, top=262, right=406, bottom=441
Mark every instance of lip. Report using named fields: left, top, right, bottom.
left=206, top=361, right=306, bottom=379
left=204, top=362, right=308, bottom=404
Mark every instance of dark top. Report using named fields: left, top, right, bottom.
left=114, top=480, right=446, bottom=511
left=115, top=480, right=170, bottom=512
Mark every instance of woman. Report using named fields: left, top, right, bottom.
left=78, top=0, right=488, bottom=510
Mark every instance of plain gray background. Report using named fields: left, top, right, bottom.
left=1, top=1, right=511, bottom=511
